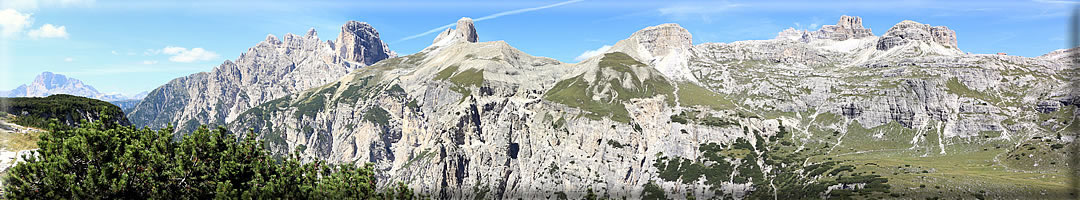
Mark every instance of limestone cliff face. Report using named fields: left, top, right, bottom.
left=336, top=21, right=395, bottom=65
left=607, top=23, right=698, bottom=82
left=776, top=15, right=873, bottom=43
left=877, top=20, right=958, bottom=50
left=227, top=16, right=1076, bottom=199
left=431, top=17, right=479, bottom=47
left=128, top=21, right=393, bottom=133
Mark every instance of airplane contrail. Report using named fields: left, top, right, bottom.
left=395, top=0, right=584, bottom=43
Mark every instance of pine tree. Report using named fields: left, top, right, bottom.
left=3, top=119, right=416, bottom=199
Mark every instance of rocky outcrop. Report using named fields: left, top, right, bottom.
left=335, top=21, right=394, bottom=65
left=608, top=23, right=698, bottom=82
left=432, top=17, right=479, bottom=46
left=1038, top=47, right=1078, bottom=63
left=128, top=20, right=393, bottom=133
left=624, top=23, right=693, bottom=59
left=876, top=20, right=958, bottom=50
left=811, top=15, right=874, bottom=41
left=776, top=15, right=874, bottom=42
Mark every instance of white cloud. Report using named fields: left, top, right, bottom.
left=574, top=45, right=611, bottom=62
left=28, top=23, right=68, bottom=39
left=0, top=9, right=32, bottom=38
left=63, top=57, right=72, bottom=62
left=141, top=60, right=158, bottom=65
left=159, top=46, right=219, bottom=63
left=396, top=0, right=583, bottom=43
left=162, top=46, right=186, bottom=54
left=110, top=50, right=118, bottom=55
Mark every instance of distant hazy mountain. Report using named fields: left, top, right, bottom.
left=0, top=72, right=138, bottom=102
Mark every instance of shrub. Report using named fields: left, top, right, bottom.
left=3, top=120, right=414, bottom=199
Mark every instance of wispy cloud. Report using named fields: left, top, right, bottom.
left=473, top=0, right=583, bottom=21
left=141, top=60, right=157, bottom=65
left=395, top=0, right=584, bottom=43
left=158, top=46, right=219, bottom=63
left=574, top=45, right=611, bottom=62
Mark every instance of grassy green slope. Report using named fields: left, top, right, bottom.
left=544, top=52, right=675, bottom=123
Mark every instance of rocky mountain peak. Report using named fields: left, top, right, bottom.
left=1, top=72, right=131, bottom=101
left=130, top=20, right=394, bottom=132
left=265, top=34, right=281, bottom=45
left=30, top=72, right=93, bottom=94
left=432, top=17, right=479, bottom=46
left=836, top=15, right=864, bottom=29
left=335, top=21, right=393, bottom=65
left=627, top=23, right=693, bottom=58
left=876, top=20, right=958, bottom=50
left=607, top=23, right=697, bottom=82
left=305, top=27, right=317, bottom=39
left=776, top=15, right=873, bottom=42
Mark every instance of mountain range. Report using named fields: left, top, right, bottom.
left=127, top=16, right=1076, bottom=199
left=126, top=21, right=395, bottom=133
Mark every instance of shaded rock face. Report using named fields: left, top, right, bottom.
left=432, top=17, right=479, bottom=46
left=128, top=21, right=393, bottom=133
left=876, top=20, right=957, bottom=50
left=336, top=21, right=394, bottom=65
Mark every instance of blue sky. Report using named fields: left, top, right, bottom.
left=0, top=0, right=1074, bottom=96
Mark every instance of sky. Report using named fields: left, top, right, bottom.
left=0, top=0, right=1075, bottom=96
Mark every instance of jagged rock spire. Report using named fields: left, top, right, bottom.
left=335, top=21, right=393, bottom=65
left=776, top=15, right=873, bottom=42
left=432, top=17, right=479, bottom=46
left=305, top=27, right=317, bottom=39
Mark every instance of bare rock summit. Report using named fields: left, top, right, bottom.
left=876, top=20, right=957, bottom=50
left=432, top=17, right=479, bottom=46
left=776, top=15, right=874, bottom=42
left=336, top=21, right=393, bottom=65
left=608, top=23, right=697, bottom=82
